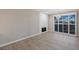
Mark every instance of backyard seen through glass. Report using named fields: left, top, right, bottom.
left=54, top=14, right=75, bottom=34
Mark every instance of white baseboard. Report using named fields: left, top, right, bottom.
left=0, top=32, right=42, bottom=47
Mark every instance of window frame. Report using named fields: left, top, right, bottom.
left=53, top=12, right=77, bottom=36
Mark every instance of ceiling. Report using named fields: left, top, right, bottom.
left=32, top=9, right=78, bottom=14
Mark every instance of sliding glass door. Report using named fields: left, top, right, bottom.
left=54, top=17, right=58, bottom=32
left=54, top=13, right=77, bottom=35
left=69, top=15, right=75, bottom=34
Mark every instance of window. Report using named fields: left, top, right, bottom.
left=54, top=16, right=58, bottom=23
left=54, top=13, right=77, bottom=35
left=54, top=24, right=58, bottom=32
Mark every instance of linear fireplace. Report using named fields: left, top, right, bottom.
left=42, top=27, right=46, bottom=32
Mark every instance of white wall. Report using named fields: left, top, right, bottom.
left=48, top=15, right=54, bottom=32
left=40, top=13, right=48, bottom=32
left=0, top=10, right=40, bottom=45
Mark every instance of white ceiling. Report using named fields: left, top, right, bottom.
left=32, top=9, right=77, bottom=14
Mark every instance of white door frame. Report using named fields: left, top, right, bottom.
left=53, top=12, right=77, bottom=36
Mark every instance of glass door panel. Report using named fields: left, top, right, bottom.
left=62, top=15, right=68, bottom=24
left=69, top=15, right=75, bottom=24
left=70, top=25, right=75, bottom=34
left=54, top=16, right=58, bottom=23
left=64, top=25, right=68, bottom=33
left=55, top=24, right=58, bottom=32
left=59, top=24, right=63, bottom=32
left=59, top=16, right=63, bottom=23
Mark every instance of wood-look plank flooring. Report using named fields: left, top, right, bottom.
left=0, top=32, right=79, bottom=50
